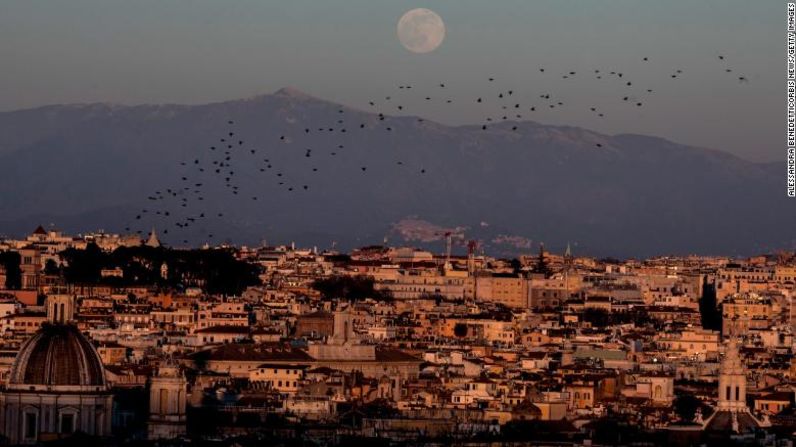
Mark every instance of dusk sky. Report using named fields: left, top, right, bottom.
left=0, top=0, right=780, bottom=161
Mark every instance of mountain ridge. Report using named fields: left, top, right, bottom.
left=0, top=89, right=770, bottom=166
left=0, top=88, right=791, bottom=257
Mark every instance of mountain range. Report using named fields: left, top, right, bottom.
left=0, top=87, right=791, bottom=258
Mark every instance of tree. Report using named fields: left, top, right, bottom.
left=192, top=349, right=211, bottom=371
left=0, top=251, right=21, bottom=289
left=59, top=245, right=260, bottom=295
left=311, top=275, right=392, bottom=301
left=43, top=259, right=60, bottom=276
left=453, top=322, right=468, bottom=337
left=510, top=258, right=522, bottom=274
left=533, top=244, right=551, bottom=277
left=673, top=393, right=702, bottom=422
left=582, top=308, right=610, bottom=327
left=61, top=242, right=105, bottom=283
left=699, top=276, right=721, bottom=331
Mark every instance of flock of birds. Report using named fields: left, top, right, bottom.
left=125, top=54, right=751, bottom=245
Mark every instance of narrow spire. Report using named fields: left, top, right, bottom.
left=146, top=228, right=161, bottom=248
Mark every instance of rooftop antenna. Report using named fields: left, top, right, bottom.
left=467, top=240, right=479, bottom=274
left=444, top=231, right=453, bottom=269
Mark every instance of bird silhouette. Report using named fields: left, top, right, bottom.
left=129, top=55, right=757, bottom=244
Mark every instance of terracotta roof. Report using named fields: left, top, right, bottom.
left=375, top=348, right=422, bottom=363
left=306, top=366, right=340, bottom=375
left=256, top=363, right=310, bottom=369
left=192, top=343, right=313, bottom=362
left=756, top=391, right=794, bottom=402
left=299, top=311, right=333, bottom=319
left=195, top=325, right=250, bottom=334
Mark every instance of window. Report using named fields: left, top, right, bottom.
left=24, top=412, right=37, bottom=440
left=160, top=389, right=168, bottom=415
left=60, top=413, right=75, bottom=434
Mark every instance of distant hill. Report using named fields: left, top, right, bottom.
left=0, top=88, right=792, bottom=258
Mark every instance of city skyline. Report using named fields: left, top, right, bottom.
left=0, top=224, right=794, bottom=444
left=0, top=3, right=793, bottom=444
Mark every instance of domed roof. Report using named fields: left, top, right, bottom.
left=9, top=324, right=107, bottom=388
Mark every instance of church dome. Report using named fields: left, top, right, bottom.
left=8, top=324, right=107, bottom=388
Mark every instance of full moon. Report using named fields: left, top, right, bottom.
left=397, top=8, right=445, bottom=54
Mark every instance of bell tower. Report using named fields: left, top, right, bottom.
left=717, top=337, right=747, bottom=412
left=329, top=306, right=356, bottom=345
left=46, top=294, right=75, bottom=324
left=148, top=359, right=188, bottom=439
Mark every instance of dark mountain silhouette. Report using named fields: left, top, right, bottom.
left=0, top=88, right=791, bottom=258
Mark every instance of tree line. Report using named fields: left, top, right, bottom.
left=58, top=243, right=261, bottom=295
